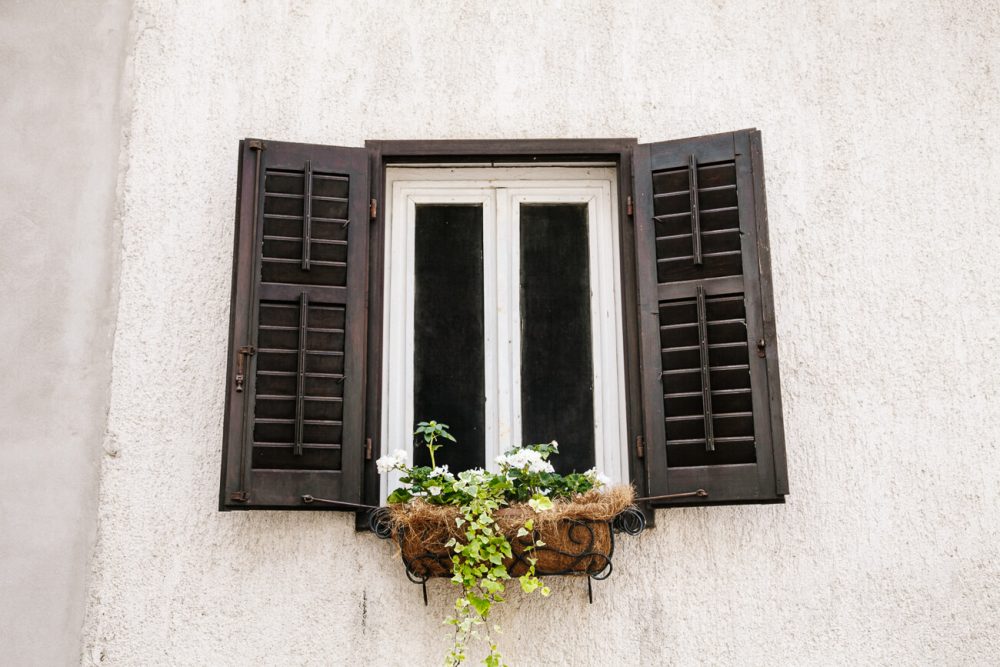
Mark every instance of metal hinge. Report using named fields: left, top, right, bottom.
left=247, top=139, right=264, bottom=151
left=365, top=437, right=373, bottom=460
left=626, top=195, right=634, bottom=217
left=234, top=345, right=256, bottom=392
left=756, top=338, right=766, bottom=358
left=370, top=198, right=377, bottom=220
left=229, top=491, right=249, bottom=502
left=635, top=435, right=645, bottom=459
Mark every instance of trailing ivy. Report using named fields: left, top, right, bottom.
left=378, top=422, right=610, bottom=666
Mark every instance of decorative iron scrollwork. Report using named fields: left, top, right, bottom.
left=373, top=506, right=646, bottom=604
left=611, top=506, right=647, bottom=536
left=368, top=506, right=394, bottom=540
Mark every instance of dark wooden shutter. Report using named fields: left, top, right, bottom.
left=633, top=129, right=787, bottom=504
left=221, top=139, right=369, bottom=509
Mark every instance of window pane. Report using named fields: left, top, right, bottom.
left=413, top=204, right=486, bottom=471
left=519, top=203, right=595, bottom=474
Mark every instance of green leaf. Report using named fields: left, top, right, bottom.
left=528, top=494, right=553, bottom=512
left=468, top=595, right=490, bottom=616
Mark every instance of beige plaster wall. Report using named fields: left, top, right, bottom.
left=79, top=1, right=1000, bottom=665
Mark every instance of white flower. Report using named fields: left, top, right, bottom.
left=376, top=448, right=410, bottom=474
left=428, top=486, right=442, bottom=496
left=549, top=440, right=559, bottom=451
left=529, top=459, right=554, bottom=474
left=497, top=447, right=554, bottom=474
left=376, top=455, right=396, bottom=474
left=430, top=465, right=452, bottom=479
left=584, top=467, right=612, bottom=490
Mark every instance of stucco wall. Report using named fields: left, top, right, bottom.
left=0, top=1, right=131, bottom=665
left=80, top=1, right=1000, bottom=665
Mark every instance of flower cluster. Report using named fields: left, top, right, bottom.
left=375, top=448, right=408, bottom=474
left=384, top=439, right=610, bottom=507
left=494, top=442, right=556, bottom=474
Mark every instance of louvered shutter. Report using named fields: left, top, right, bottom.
left=633, top=129, right=788, bottom=504
left=221, top=139, right=369, bottom=509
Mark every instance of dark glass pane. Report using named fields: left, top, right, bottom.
left=413, top=205, right=486, bottom=471
left=519, top=204, right=594, bottom=474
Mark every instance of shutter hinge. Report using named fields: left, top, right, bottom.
left=229, top=491, right=249, bottom=503
left=365, top=437, right=373, bottom=460
left=247, top=139, right=264, bottom=151
left=234, top=345, right=256, bottom=392
left=756, top=338, right=766, bottom=358
left=370, top=198, right=377, bottom=220
left=626, top=195, right=634, bottom=217
left=635, top=435, right=645, bottom=459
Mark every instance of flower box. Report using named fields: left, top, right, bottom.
left=371, top=488, right=645, bottom=583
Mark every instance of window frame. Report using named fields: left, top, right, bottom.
left=362, top=139, right=649, bottom=515
left=379, top=167, right=629, bottom=502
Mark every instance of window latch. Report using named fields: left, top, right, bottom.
left=234, top=345, right=256, bottom=392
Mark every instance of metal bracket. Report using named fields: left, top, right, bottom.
left=234, top=345, right=256, bottom=392
left=635, top=489, right=709, bottom=502
left=301, top=495, right=379, bottom=510
left=247, top=139, right=264, bottom=151
left=229, top=491, right=249, bottom=503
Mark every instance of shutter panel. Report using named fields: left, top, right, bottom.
left=633, top=129, right=787, bottom=504
left=221, top=139, right=369, bottom=509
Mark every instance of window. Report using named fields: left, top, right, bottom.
left=380, top=168, right=628, bottom=502
left=220, top=132, right=788, bottom=512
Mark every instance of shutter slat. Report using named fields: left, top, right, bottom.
left=634, top=129, right=787, bottom=504
left=222, top=139, right=369, bottom=510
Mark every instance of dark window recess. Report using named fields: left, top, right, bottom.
left=412, top=204, right=487, bottom=471
left=519, top=204, right=595, bottom=474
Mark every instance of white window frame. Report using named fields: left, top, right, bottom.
left=380, top=166, right=627, bottom=501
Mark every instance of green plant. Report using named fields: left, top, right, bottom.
left=378, top=422, right=610, bottom=666
left=414, top=420, right=456, bottom=470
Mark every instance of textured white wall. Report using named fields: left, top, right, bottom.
left=82, top=1, right=1000, bottom=665
left=0, top=1, right=131, bottom=665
